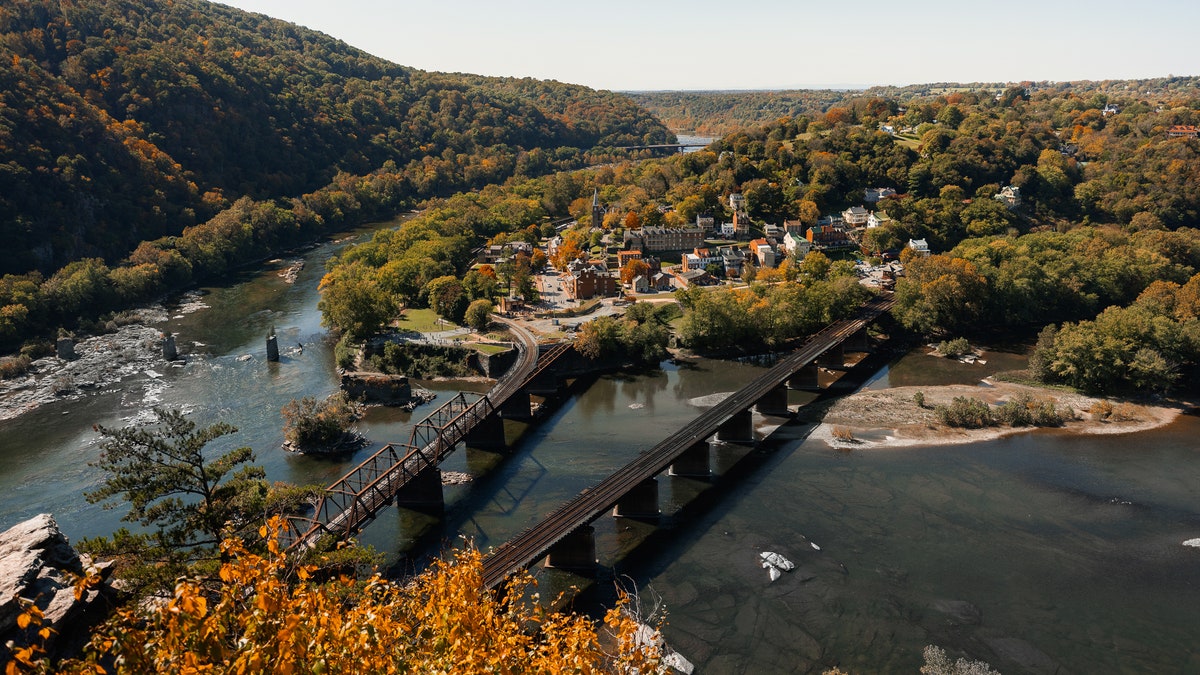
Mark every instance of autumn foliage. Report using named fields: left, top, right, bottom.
left=25, top=519, right=660, bottom=674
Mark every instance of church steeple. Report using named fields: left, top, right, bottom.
left=591, top=188, right=603, bottom=228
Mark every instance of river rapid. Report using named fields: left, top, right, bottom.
left=0, top=217, right=1198, bottom=672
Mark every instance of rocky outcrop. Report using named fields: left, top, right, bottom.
left=0, top=514, right=115, bottom=657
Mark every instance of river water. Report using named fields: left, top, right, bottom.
left=1, top=219, right=1198, bottom=673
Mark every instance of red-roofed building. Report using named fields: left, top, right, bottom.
left=1167, top=125, right=1199, bottom=139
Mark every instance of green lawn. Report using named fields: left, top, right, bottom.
left=472, top=342, right=512, bottom=355
left=396, top=308, right=456, bottom=333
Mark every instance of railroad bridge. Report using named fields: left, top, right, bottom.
left=480, top=294, right=895, bottom=588
left=282, top=322, right=593, bottom=551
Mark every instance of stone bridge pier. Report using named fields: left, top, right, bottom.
left=394, top=464, right=444, bottom=515
left=545, top=525, right=596, bottom=574
left=612, top=478, right=659, bottom=520
left=669, top=440, right=711, bottom=477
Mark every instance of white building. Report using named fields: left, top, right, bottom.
left=842, top=206, right=870, bottom=227
left=908, top=238, right=930, bottom=256
left=783, top=232, right=813, bottom=258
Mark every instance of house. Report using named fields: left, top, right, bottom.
left=651, top=272, right=674, bottom=291
left=782, top=219, right=807, bottom=235
left=672, top=268, right=713, bottom=288
left=867, top=211, right=893, bottom=229
left=864, top=187, right=897, bottom=203
left=496, top=297, right=523, bottom=314
left=782, top=232, right=813, bottom=258
left=748, top=238, right=776, bottom=268
left=732, top=210, right=751, bottom=239
left=807, top=224, right=852, bottom=248
left=762, top=223, right=782, bottom=238
left=994, top=185, right=1021, bottom=209
left=719, top=246, right=747, bottom=277
left=623, top=226, right=705, bottom=253
left=1167, top=125, right=1200, bottom=139
left=718, top=222, right=737, bottom=238
left=563, top=260, right=617, bottom=300
left=616, top=249, right=643, bottom=269
left=816, top=214, right=845, bottom=228
left=681, top=247, right=722, bottom=273
left=631, top=275, right=650, bottom=294
left=696, top=213, right=715, bottom=231
left=907, top=238, right=930, bottom=256
left=842, top=206, right=870, bottom=228
left=1102, top=103, right=1120, bottom=116
left=729, top=193, right=746, bottom=212
left=481, top=241, right=533, bottom=264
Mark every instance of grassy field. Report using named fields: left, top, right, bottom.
left=395, top=308, right=455, bottom=333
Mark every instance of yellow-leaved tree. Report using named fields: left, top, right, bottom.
left=35, top=519, right=660, bottom=674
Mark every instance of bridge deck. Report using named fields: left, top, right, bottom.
left=481, top=295, right=894, bottom=588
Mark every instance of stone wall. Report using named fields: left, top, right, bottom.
left=340, top=371, right=413, bottom=405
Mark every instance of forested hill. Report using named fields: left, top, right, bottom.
left=0, top=0, right=671, bottom=275
left=630, top=77, right=1200, bottom=134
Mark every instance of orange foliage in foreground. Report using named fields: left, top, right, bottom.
left=13, top=520, right=659, bottom=674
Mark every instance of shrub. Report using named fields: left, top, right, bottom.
left=0, top=354, right=32, bottom=380
left=334, top=333, right=359, bottom=371
left=832, top=426, right=856, bottom=441
left=938, top=337, right=971, bottom=358
left=43, top=521, right=660, bottom=674
left=936, top=396, right=994, bottom=428
left=281, top=392, right=363, bottom=451
left=913, top=391, right=926, bottom=408
left=1088, top=400, right=1114, bottom=421
left=1111, top=402, right=1140, bottom=422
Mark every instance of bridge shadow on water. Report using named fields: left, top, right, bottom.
left=558, top=338, right=909, bottom=616
left=380, top=372, right=606, bottom=579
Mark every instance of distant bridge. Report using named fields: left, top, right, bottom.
left=480, top=294, right=895, bottom=588
left=611, top=142, right=713, bottom=153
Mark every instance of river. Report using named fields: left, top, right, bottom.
left=1, top=219, right=1198, bottom=672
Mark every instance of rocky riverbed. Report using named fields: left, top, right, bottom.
left=0, top=309, right=172, bottom=422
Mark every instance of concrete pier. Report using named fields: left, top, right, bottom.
left=162, top=333, right=178, bottom=361
left=788, top=362, right=820, bottom=390
left=716, top=409, right=754, bottom=443
left=847, top=327, right=871, bottom=353
left=613, top=478, right=659, bottom=520
left=464, top=413, right=507, bottom=452
left=394, top=464, right=444, bottom=515
left=499, top=390, right=532, bottom=420
left=545, top=525, right=596, bottom=574
left=669, top=440, right=711, bottom=477
left=818, top=343, right=843, bottom=368
left=755, top=385, right=790, bottom=416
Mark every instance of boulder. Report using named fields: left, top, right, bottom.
left=0, top=514, right=114, bottom=656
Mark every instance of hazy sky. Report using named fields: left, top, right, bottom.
left=216, top=0, right=1199, bottom=91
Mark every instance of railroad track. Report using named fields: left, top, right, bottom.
left=481, top=294, right=894, bottom=588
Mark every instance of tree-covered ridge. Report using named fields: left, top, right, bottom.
left=0, top=0, right=672, bottom=274
left=629, top=76, right=1200, bottom=135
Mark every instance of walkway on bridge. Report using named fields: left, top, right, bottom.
left=481, top=294, right=894, bottom=588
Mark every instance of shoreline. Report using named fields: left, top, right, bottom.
left=811, top=380, right=1186, bottom=451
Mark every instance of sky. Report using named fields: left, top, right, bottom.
left=215, top=0, right=1200, bottom=91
